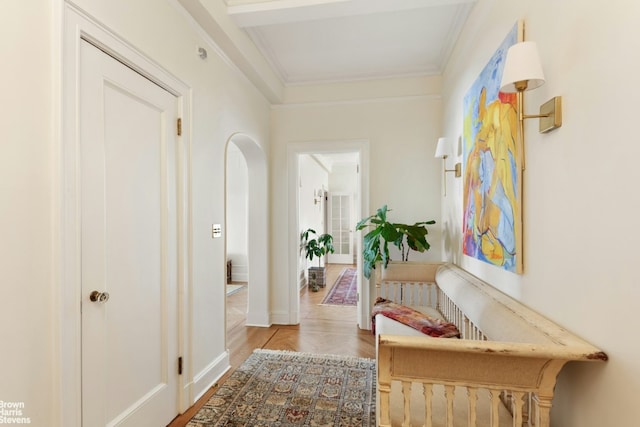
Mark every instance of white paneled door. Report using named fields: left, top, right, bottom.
left=80, top=40, right=180, bottom=426
left=327, top=193, right=354, bottom=264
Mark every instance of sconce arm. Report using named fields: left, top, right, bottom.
left=522, top=113, right=550, bottom=120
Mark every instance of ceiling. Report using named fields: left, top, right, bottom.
left=312, top=152, right=359, bottom=169
left=224, top=0, right=477, bottom=86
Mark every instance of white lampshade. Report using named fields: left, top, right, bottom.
left=499, top=41, right=546, bottom=93
left=434, top=137, right=449, bottom=158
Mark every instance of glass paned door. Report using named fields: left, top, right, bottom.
left=327, top=193, right=353, bottom=264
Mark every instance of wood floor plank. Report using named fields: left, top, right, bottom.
left=168, top=264, right=374, bottom=427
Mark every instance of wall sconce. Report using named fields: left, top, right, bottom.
left=500, top=41, right=562, bottom=169
left=434, top=137, right=461, bottom=197
left=313, top=189, right=323, bottom=205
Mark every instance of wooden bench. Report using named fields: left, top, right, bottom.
left=374, top=262, right=607, bottom=427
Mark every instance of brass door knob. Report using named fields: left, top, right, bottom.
left=89, top=290, right=110, bottom=303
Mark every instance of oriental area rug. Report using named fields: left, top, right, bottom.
left=321, top=267, right=358, bottom=306
left=187, top=349, right=376, bottom=427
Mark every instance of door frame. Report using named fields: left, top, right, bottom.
left=287, top=140, right=370, bottom=329
left=58, top=5, right=192, bottom=426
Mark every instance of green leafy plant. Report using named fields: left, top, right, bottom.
left=355, top=205, right=435, bottom=279
left=300, top=228, right=335, bottom=267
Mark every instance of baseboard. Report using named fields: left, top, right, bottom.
left=231, top=273, right=248, bottom=282
left=191, top=350, right=231, bottom=403
left=246, top=310, right=271, bottom=327
left=231, top=264, right=248, bottom=283
left=270, top=310, right=295, bottom=325
left=231, top=273, right=249, bottom=283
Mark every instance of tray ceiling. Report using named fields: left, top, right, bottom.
left=224, top=0, right=476, bottom=85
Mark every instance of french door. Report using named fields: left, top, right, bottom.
left=327, top=193, right=354, bottom=264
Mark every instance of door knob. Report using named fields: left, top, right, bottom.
left=90, top=290, right=110, bottom=303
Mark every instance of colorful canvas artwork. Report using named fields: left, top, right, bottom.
left=462, top=22, right=523, bottom=273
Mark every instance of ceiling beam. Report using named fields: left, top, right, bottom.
left=177, top=0, right=284, bottom=102
left=227, top=0, right=476, bottom=27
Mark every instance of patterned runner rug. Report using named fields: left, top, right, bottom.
left=187, top=349, right=376, bottom=427
left=321, top=267, right=358, bottom=306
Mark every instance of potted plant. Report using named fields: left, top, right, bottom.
left=355, top=205, right=436, bottom=279
left=300, top=228, right=335, bottom=291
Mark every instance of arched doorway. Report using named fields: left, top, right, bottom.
left=225, top=133, right=269, bottom=327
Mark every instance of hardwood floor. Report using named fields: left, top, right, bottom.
left=168, top=264, right=375, bottom=427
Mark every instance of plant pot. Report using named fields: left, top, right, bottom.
left=308, top=266, right=326, bottom=289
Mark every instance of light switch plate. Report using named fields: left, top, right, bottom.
left=212, top=224, right=222, bottom=238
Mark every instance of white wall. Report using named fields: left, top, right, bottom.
left=0, top=1, right=54, bottom=424
left=299, top=155, right=328, bottom=240
left=226, top=142, right=249, bottom=282
left=330, top=163, right=358, bottom=194
left=298, top=155, right=329, bottom=283
left=0, top=0, right=270, bottom=424
left=441, top=1, right=640, bottom=425
left=270, top=76, right=444, bottom=323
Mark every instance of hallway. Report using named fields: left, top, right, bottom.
left=169, top=264, right=375, bottom=426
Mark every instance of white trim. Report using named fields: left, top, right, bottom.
left=230, top=263, right=249, bottom=283
left=286, top=140, right=370, bottom=328
left=224, top=133, right=271, bottom=329
left=191, top=351, right=230, bottom=402
left=60, top=4, right=192, bottom=425
left=271, top=94, right=440, bottom=110
left=226, top=0, right=477, bottom=27
left=436, top=2, right=475, bottom=74
left=282, top=70, right=439, bottom=87
left=171, top=0, right=284, bottom=103
left=246, top=26, right=290, bottom=84
left=282, top=69, right=440, bottom=87
left=270, top=310, right=295, bottom=325
left=51, top=0, right=66, bottom=425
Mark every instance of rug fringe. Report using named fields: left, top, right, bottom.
left=253, top=348, right=374, bottom=362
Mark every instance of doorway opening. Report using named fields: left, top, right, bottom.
left=225, top=141, right=249, bottom=332
left=287, top=140, right=370, bottom=329
left=224, top=134, right=270, bottom=328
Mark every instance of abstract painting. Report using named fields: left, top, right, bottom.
left=462, top=22, right=523, bottom=274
